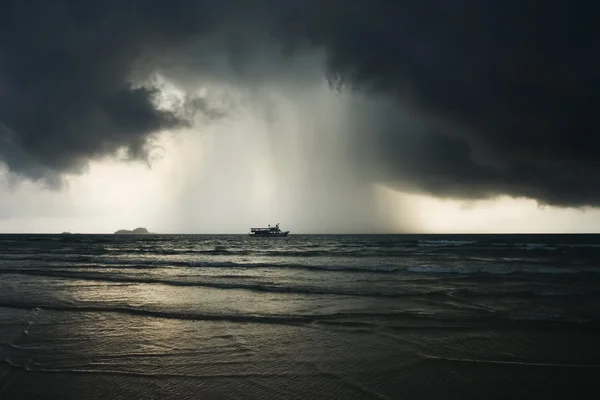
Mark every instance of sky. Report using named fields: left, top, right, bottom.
left=0, top=0, right=598, bottom=234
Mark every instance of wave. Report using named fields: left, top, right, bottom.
left=183, top=260, right=401, bottom=273
left=449, top=288, right=600, bottom=298
left=424, top=356, right=600, bottom=369
left=0, top=268, right=417, bottom=298
left=11, top=247, right=409, bottom=258
left=115, top=248, right=412, bottom=258
left=0, top=302, right=406, bottom=325
left=514, top=243, right=558, bottom=251
left=3, top=257, right=599, bottom=277
left=490, top=242, right=600, bottom=251
left=186, top=261, right=600, bottom=276
left=0, top=257, right=403, bottom=274
left=7, top=243, right=600, bottom=263
left=560, top=244, right=600, bottom=248
left=417, top=240, right=478, bottom=247
left=101, top=247, right=252, bottom=256
left=0, top=302, right=597, bottom=329
left=2, top=268, right=598, bottom=302
left=177, top=260, right=599, bottom=276
left=406, top=265, right=600, bottom=275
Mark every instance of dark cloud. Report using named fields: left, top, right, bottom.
left=0, top=0, right=231, bottom=182
left=0, top=0, right=597, bottom=206
left=278, top=0, right=599, bottom=206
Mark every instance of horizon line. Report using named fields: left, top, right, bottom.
left=1, top=232, right=599, bottom=235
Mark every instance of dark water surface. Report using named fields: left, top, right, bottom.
left=1, top=234, right=599, bottom=399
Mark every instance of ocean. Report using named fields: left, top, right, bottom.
left=1, top=233, right=599, bottom=399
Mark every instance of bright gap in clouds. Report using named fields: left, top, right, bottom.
left=3, top=162, right=600, bottom=233
left=1, top=74, right=600, bottom=234
left=377, top=186, right=600, bottom=234
left=0, top=77, right=406, bottom=234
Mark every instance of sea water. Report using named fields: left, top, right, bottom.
left=1, top=234, right=599, bottom=398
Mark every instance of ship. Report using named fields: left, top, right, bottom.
left=249, top=223, right=289, bottom=237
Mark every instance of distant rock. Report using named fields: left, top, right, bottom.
left=60, top=232, right=72, bottom=235
left=114, top=227, right=151, bottom=235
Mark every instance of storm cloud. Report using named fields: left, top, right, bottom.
left=0, top=0, right=597, bottom=206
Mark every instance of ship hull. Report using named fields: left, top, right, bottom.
left=248, top=231, right=289, bottom=237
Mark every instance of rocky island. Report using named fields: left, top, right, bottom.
left=114, top=227, right=151, bottom=235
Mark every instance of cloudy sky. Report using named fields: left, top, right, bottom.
left=0, top=0, right=598, bottom=233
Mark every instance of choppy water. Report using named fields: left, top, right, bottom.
left=1, top=234, right=599, bottom=399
